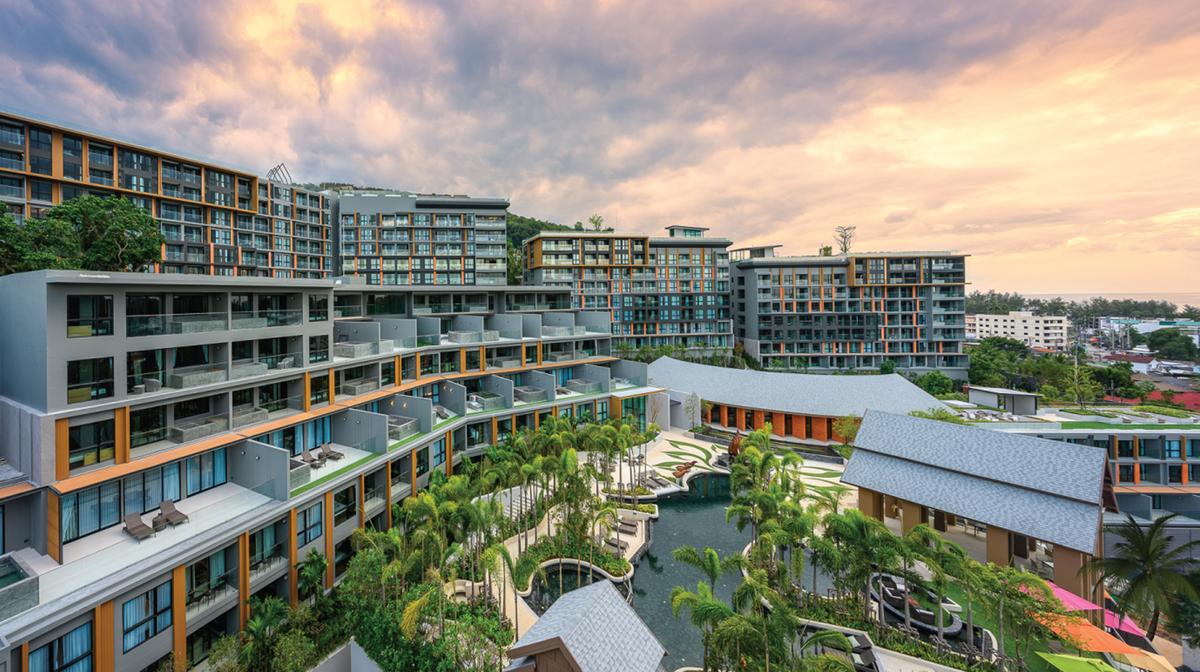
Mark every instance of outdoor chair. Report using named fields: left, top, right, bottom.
left=123, top=513, right=154, bottom=541
left=319, top=443, right=344, bottom=461
left=160, top=499, right=189, bottom=526
left=301, top=447, right=325, bottom=469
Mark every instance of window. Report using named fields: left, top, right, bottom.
left=68, top=419, right=115, bottom=470
left=310, top=373, right=330, bottom=405
left=124, top=463, right=181, bottom=514
left=186, top=547, right=233, bottom=605
left=67, top=295, right=113, bottom=337
left=308, top=294, right=328, bottom=321
left=60, top=481, right=121, bottom=543
left=297, top=502, right=323, bottom=547
left=30, top=178, right=53, bottom=200
left=67, top=357, right=114, bottom=403
left=416, top=446, right=429, bottom=476
left=431, top=439, right=446, bottom=470
left=185, top=448, right=227, bottom=496
left=1166, top=439, right=1182, bottom=460
left=333, top=486, right=356, bottom=526
left=391, top=454, right=411, bottom=487
left=122, top=581, right=171, bottom=652
left=249, top=522, right=282, bottom=571
left=28, top=621, right=92, bottom=672
left=309, top=335, right=329, bottom=363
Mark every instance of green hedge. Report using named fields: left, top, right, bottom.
left=1133, top=404, right=1194, bottom=418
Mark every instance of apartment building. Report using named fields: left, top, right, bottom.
left=0, top=270, right=665, bottom=672
left=730, top=247, right=968, bottom=376
left=972, top=310, right=1069, bottom=351
left=0, top=112, right=333, bottom=278
left=523, top=226, right=733, bottom=353
left=333, top=191, right=509, bottom=286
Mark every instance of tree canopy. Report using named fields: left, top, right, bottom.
left=1147, top=328, right=1198, bottom=361
left=0, top=195, right=164, bottom=275
left=967, top=289, right=1184, bottom=322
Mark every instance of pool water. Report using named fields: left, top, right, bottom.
left=628, top=473, right=749, bottom=670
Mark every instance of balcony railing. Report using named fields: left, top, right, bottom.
left=186, top=570, right=238, bottom=612
left=127, top=312, right=227, bottom=336
left=338, top=378, right=379, bottom=397
left=231, top=309, right=302, bottom=329
left=231, top=353, right=300, bottom=380
left=66, top=380, right=113, bottom=404
left=67, top=317, right=114, bottom=338
left=249, top=543, right=287, bottom=579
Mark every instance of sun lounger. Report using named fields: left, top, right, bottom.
left=159, top=499, right=189, bottom=526
left=319, top=443, right=344, bottom=461
left=301, top=447, right=325, bottom=469
left=618, top=521, right=638, bottom=535
left=123, top=513, right=154, bottom=541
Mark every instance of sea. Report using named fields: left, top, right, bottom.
left=1024, top=293, right=1200, bottom=309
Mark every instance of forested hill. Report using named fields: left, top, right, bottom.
left=967, top=290, right=1197, bottom=322
left=505, top=213, right=573, bottom=247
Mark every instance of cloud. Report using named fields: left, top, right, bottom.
left=1, top=0, right=1198, bottom=293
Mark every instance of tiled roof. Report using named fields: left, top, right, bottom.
left=843, top=410, right=1107, bottom=553
left=508, top=581, right=665, bottom=672
left=646, top=357, right=947, bottom=418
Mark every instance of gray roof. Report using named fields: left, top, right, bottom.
left=843, top=411, right=1106, bottom=553
left=967, top=385, right=1041, bottom=397
left=646, top=357, right=948, bottom=418
left=508, top=581, right=665, bottom=672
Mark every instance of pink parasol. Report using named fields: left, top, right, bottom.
left=1042, top=581, right=1147, bottom=638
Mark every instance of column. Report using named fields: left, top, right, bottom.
left=883, top=495, right=899, bottom=518
left=986, top=526, right=1011, bottom=566
left=323, top=492, right=335, bottom=587
left=172, top=566, right=187, bottom=672
left=900, top=500, right=923, bottom=533
left=858, top=488, right=884, bottom=521
left=94, top=601, right=114, bottom=672
left=1053, top=546, right=1091, bottom=600
left=933, top=510, right=947, bottom=532
left=238, top=533, right=250, bottom=627
left=288, top=509, right=299, bottom=606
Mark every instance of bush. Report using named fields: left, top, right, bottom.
left=512, top=535, right=630, bottom=590
left=935, top=392, right=968, bottom=402
left=1133, top=404, right=1193, bottom=418
left=908, top=407, right=968, bottom=424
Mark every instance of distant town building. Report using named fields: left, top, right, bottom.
left=972, top=311, right=1069, bottom=351
left=730, top=246, right=968, bottom=376
left=1103, top=352, right=1156, bottom=374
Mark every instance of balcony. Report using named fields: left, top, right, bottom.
left=542, top=325, right=585, bottom=338
left=337, top=378, right=379, bottom=397
left=231, top=353, right=300, bottom=380
left=127, top=312, right=229, bottom=336
left=169, top=414, right=230, bottom=444
left=447, top=329, right=500, bottom=344
left=186, top=569, right=238, bottom=620
left=466, top=391, right=505, bottom=412
left=165, top=363, right=229, bottom=390
left=514, top=386, right=548, bottom=404
left=248, top=543, right=287, bottom=583
left=333, top=338, right=393, bottom=360
left=387, top=416, right=418, bottom=442
left=231, top=309, right=302, bottom=329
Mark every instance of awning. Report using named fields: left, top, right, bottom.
left=1036, top=653, right=1118, bottom=672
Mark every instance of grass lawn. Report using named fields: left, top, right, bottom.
left=1060, top=421, right=1198, bottom=430
left=942, top=582, right=1054, bottom=672
left=291, top=453, right=379, bottom=497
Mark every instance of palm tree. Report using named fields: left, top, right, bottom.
left=297, top=549, right=327, bottom=602
left=732, top=568, right=785, bottom=671
left=239, top=596, right=288, bottom=671
left=906, top=524, right=965, bottom=645
left=823, top=509, right=898, bottom=622
left=671, top=580, right=734, bottom=672
left=793, top=628, right=855, bottom=671
left=711, top=613, right=757, bottom=672
left=673, top=545, right=737, bottom=586
left=1084, top=512, right=1200, bottom=640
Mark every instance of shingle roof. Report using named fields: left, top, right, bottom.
left=842, top=411, right=1107, bottom=553
left=508, top=581, right=665, bottom=672
left=646, top=357, right=948, bottom=418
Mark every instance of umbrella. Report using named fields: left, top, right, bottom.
left=1038, top=614, right=1140, bottom=655
left=1037, top=653, right=1118, bottom=672
left=1043, top=581, right=1147, bottom=638
left=1115, top=651, right=1175, bottom=672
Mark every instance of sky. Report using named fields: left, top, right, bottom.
left=2, top=1, right=1198, bottom=294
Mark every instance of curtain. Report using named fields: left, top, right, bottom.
left=213, top=448, right=227, bottom=487
left=122, top=595, right=148, bottom=652
left=210, top=550, right=226, bottom=588
left=162, top=464, right=180, bottom=502
left=61, top=494, right=78, bottom=542
left=78, top=488, right=99, bottom=536
left=155, top=582, right=172, bottom=631
left=28, top=645, right=49, bottom=672
left=186, top=457, right=200, bottom=495
left=99, top=483, right=120, bottom=528
left=61, top=622, right=92, bottom=672
left=123, top=476, right=144, bottom=515
left=144, top=468, right=162, bottom=511
left=261, top=525, right=275, bottom=559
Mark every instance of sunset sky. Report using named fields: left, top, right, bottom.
left=2, top=1, right=1198, bottom=293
